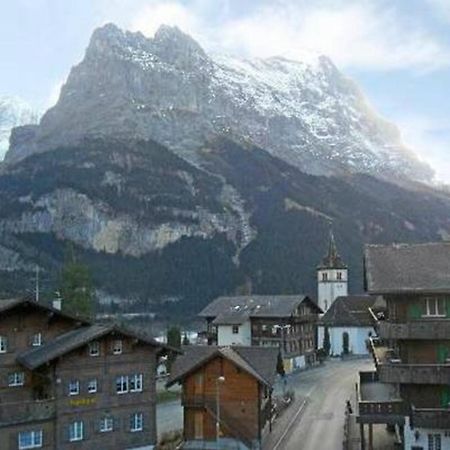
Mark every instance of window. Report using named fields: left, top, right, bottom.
left=130, top=374, right=143, bottom=392
left=89, top=341, right=100, bottom=356
left=428, top=433, right=441, bottom=450
left=130, top=412, right=143, bottom=432
left=32, top=333, right=42, bottom=347
left=87, top=379, right=97, bottom=394
left=0, top=335, right=7, bottom=353
left=18, top=430, right=43, bottom=449
left=8, top=372, right=24, bottom=387
left=112, top=339, right=122, bottom=355
left=69, top=421, right=83, bottom=442
left=68, top=380, right=80, bottom=396
left=337, top=272, right=342, bottom=280
left=232, top=325, right=239, bottom=334
left=322, top=272, right=328, bottom=281
left=423, top=297, right=446, bottom=317
left=116, top=375, right=129, bottom=394
left=100, top=417, right=113, bottom=433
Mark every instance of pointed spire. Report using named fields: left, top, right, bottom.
left=318, top=227, right=347, bottom=269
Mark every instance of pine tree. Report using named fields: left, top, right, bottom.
left=182, top=332, right=190, bottom=346
left=323, top=327, right=331, bottom=356
left=167, top=326, right=182, bottom=372
left=276, top=351, right=286, bottom=377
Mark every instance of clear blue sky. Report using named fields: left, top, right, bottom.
left=1, top=0, right=449, bottom=181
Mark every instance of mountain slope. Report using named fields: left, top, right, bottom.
left=0, top=137, right=448, bottom=318
left=5, top=24, right=431, bottom=181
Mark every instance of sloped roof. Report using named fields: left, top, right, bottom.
left=17, top=323, right=175, bottom=370
left=321, top=295, right=376, bottom=327
left=167, top=346, right=279, bottom=388
left=200, top=295, right=322, bottom=324
left=317, top=230, right=347, bottom=270
left=0, top=297, right=91, bottom=324
left=365, top=242, right=450, bottom=294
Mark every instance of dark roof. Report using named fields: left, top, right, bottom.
left=167, top=346, right=279, bottom=388
left=200, top=295, right=322, bottom=324
left=321, top=295, right=377, bottom=327
left=318, top=230, right=347, bottom=270
left=365, top=242, right=450, bottom=294
left=0, top=297, right=91, bottom=325
left=17, top=323, right=175, bottom=370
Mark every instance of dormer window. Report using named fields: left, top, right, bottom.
left=423, top=297, right=446, bottom=317
left=32, top=333, right=42, bottom=347
left=89, top=341, right=100, bottom=357
left=0, top=336, right=7, bottom=353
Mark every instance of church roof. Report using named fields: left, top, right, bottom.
left=199, top=295, right=322, bottom=324
left=365, top=242, right=450, bottom=294
left=318, top=230, right=347, bottom=270
left=321, top=295, right=378, bottom=327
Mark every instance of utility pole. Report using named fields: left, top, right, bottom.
left=35, top=265, right=40, bottom=302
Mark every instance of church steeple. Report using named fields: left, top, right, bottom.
left=319, top=229, right=347, bottom=269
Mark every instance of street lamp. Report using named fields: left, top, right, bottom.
left=216, top=376, right=225, bottom=442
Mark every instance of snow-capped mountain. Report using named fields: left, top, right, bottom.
left=5, top=23, right=432, bottom=181
left=0, top=96, right=38, bottom=159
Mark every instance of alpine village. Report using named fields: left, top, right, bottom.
left=1, top=7, right=450, bottom=450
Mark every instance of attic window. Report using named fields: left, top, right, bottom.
left=32, top=333, right=42, bottom=347
left=113, top=339, right=123, bottom=355
left=89, top=341, right=100, bottom=357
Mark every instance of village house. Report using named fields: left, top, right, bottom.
left=167, top=345, right=278, bottom=449
left=0, top=297, right=173, bottom=450
left=321, top=295, right=383, bottom=356
left=198, top=295, right=322, bottom=373
left=357, top=242, right=450, bottom=450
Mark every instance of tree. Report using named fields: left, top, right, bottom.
left=323, top=327, right=331, bottom=356
left=60, top=245, right=94, bottom=318
left=182, top=332, right=190, bottom=346
left=167, top=326, right=182, bottom=372
left=276, top=351, right=286, bottom=377
left=342, top=332, right=349, bottom=355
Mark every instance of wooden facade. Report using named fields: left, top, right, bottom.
left=0, top=299, right=164, bottom=450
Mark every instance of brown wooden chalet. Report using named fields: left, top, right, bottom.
left=0, top=297, right=174, bottom=450
left=198, top=295, right=322, bottom=373
left=358, top=242, right=450, bottom=450
left=167, top=345, right=278, bottom=450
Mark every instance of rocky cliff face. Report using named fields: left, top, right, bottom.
left=5, top=24, right=432, bottom=181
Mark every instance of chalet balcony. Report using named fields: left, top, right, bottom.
left=0, top=398, right=55, bottom=426
left=378, top=363, right=450, bottom=384
left=378, top=320, right=450, bottom=340
left=357, top=371, right=405, bottom=425
left=411, top=407, right=450, bottom=429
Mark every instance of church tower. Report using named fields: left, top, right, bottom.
left=317, top=230, right=348, bottom=314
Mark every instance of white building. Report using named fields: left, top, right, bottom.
left=320, top=295, right=378, bottom=356
left=317, top=230, right=349, bottom=349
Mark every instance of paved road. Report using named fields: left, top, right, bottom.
left=157, top=398, right=183, bottom=437
left=267, top=358, right=374, bottom=450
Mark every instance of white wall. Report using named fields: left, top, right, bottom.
left=329, top=326, right=374, bottom=356
left=404, top=417, right=450, bottom=449
left=317, top=268, right=348, bottom=314
left=217, top=320, right=252, bottom=346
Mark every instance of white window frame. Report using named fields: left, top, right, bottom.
left=130, top=374, right=143, bottom=392
left=428, top=433, right=442, bottom=450
left=116, top=375, right=129, bottom=394
left=423, top=297, right=446, bottom=318
left=18, top=430, right=43, bottom=449
left=88, top=341, right=100, bottom=357
left=69, top=421, right=83, bottom=442
left=232, top=325, right=239, bottom=334
left=87, top=379, right=97, bottom=394
left=32, top=333, right=42, bottom=347
left=112, top=339, right=122, bottom=355
left=130, top=412, right=143, bottom=432
left=100, top=416, right=113, bottom=433
left=68, top=380, right=80, bottom=396
left=8, top=372, right=24, bottom=387
left=0, top=335, right=7, bottom=353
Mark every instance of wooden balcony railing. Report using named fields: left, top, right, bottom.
left=412, top=407, right=450, bottom=429
left=378, top=363, right=450, bottom=384
left=378, top=320, right=450, bottom=340
left=0, top=398, right=55, bottom=426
